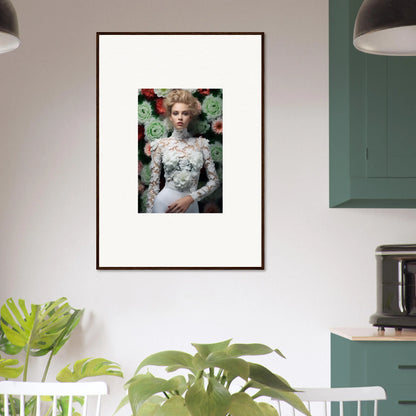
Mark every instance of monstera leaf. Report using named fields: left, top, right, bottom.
left=0, top=298, right=75, bottom=355
left=0, top=356, right=23, bottom=379
left=0, top=326, right=23, bottom=356
left=56, top=357, right=123, bottom=382
left=0, top=297, right=83, bottom=380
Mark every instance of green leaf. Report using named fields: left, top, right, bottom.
left=249, top=364, right=295, bottom=392
left=191, top=339, right=232, bottom=359
left=226, top=344, right=285, bottom=359
left=0, top=357, right=23, bottom=379
left=127, top=374, right=186, bottom=415
left=228, top=393, right=263, bottom=416
left=155, top=396, right=190, bottom=416
left=0, top=298, right=74, bottom=356
left=205, top=352, right=250, bottom=381
left=136, top=351, right=195, bottom=374
left=136, top=402, right=161, bottom=416
left=185, top=377, right=231, bottom=416
left=114, top=394, right=131, bottom=415
left=48, top=308, right=84, bottom=357
left=257, top=402, right=279, bottom=416
left=0, top=326, right=23, bottom=355
left=56, top=357, right=123, bottom=382
left=253, top=389, right=311, bottom=416
left=191, top=353, right=208, bottom=372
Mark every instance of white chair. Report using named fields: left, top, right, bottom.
left=273, top=386, right=387, bottom=416
left=0, top=381, right=108, bottom=416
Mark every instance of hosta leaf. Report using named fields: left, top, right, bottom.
left=185, top=377, right=231, bottom=416
left=0, top=357, right=23, bottom=379
left=191, top=339, right=232, bottom=359
left=56, top=357, right=123, bottom=382
left=253, top=389, right=311, bottom=416
left=249, top=364, right=295, bottom=392
left=127, top=374, right=186, bottom=415
left=226, top=344, right=285, bottom=359
left=229, top=393, right=263, bottom=416
left=257, top=402, right=279, bottom=416
left=136, top=351, right=195, bottom=374
left=206, top=353, right=249, bottom=381
left=155, top=396, right=190, bottom=416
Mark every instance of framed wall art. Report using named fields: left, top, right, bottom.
left=97, top=32, right=264, bottom=269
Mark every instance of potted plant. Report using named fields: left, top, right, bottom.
left=0, top=297, right=123, bottom=415
left=117, top=339, right=310, bottom=416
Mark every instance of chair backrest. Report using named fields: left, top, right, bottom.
left=0, top=381, right=108, bottom=416
left=273, top=386, right=387, bottom=416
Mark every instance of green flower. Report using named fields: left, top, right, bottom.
left=210, top=141, right=223, bottom=163
left=202, top=95, right=222, bottom=121
left=145, top=118, right=166, bottom=141
left=140, top=163, right=152, bottom=185
left=195, top=119, right=210, bottom=134
left=140, top=190, right=148, bottom=212
left=137, top=101, right=153, bottom=124
left=154, top=89, right=170, bottom=97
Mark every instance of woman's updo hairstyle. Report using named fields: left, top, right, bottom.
left=164, top=89, right=200, bottom=118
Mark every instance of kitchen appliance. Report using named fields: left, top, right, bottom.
left=370, top=244, right=416, bottom=330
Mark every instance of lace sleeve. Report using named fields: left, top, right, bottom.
left=190, top=138, right=220, bottom=202
left=146, top=140, right=162, bottom=213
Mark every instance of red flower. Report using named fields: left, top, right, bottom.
left=203, top=202, right=220, bottom=213
left=144, top=142, right=152, bottom=157
left=141, top=89, right=156, bottom=99
left=198, top=89, right=210, bottom=96
left=212, top=119, right=223, bottom=134
left=155, top=98, right=166, bottom=115
left=138, top=125, right=144, bottom=141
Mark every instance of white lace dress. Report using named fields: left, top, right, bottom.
left=146, top=129, right=220, bottom=213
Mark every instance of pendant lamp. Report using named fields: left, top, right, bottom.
left=0, top=0, right=19, bottom=54
left=354, top=0, right=416, bottom=56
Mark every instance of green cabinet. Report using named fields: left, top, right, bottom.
left=329, top=0, right=416, bottom=208
left=331, top=333, right=416, bottom=415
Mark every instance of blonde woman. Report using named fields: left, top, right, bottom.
left=146, top=89, right=220, bottom=213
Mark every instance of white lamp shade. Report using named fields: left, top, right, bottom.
left=354, top=0, right=416, bottom=56
left=0, top=0, right=19, bottom=54
left=0, top=30, right=19, bottom=53
left=354, top=25, right=416, bottom=56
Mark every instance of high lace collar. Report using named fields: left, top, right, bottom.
left=170, top=128, right=191, bottom=140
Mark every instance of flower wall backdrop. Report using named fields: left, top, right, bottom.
left=138, top=88, right=223, bottom=213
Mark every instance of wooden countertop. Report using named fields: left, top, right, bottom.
left=331, top=327, right=416, bottom=341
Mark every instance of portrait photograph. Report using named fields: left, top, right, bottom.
left=97, top=33, right=263, bottom=269
left=137, top=88, right=223, bottom=214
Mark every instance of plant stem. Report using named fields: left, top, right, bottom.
left=41, top=310, right=80, bottom=382
left=216, top=369, right=223, bottom=381
left=10, top=396, right=16, bottom=416
left=41, top=352, right=53, bottom=383
left=238, top=382, right=250, bottom=393
left=23, top=348, right=30, bottom=382
left=23, top=307, right=40, bottom=381
left=163, top=392, right=170, bottom=399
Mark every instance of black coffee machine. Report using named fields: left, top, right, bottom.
left=370, top=244, right=416, bottom=330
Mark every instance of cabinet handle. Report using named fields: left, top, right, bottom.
left=399, top=401, right=416, bottom=405
left=398, top=365, right=416, bottom=369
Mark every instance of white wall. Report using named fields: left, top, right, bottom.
left=1, top=0, right=416, bottom=413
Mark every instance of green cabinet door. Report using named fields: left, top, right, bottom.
left=329, top=0, right=416, bottom=208
left=331, top=334, right=416, bottom=416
